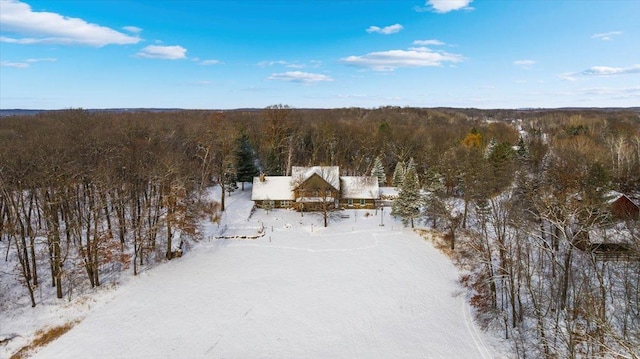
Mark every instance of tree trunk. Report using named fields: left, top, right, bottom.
left=220, top=183, right=225, bottom=211
left=560, top=245, right=573, bottom=311
left=13, top=233, right=37, bottom=307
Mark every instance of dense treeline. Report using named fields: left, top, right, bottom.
left=1, top=106, right=639, bottom=357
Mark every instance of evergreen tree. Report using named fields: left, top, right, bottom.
left=371, top=155, right=386, bottom=186
left=222, top=161, right=238, bottom=196
left=423, top=167, right=445, bottom=194
left=487, top=142, right=516, bottom=194
left=423, top=167, right=445, bottom=228
left=392, top=165, right=421, bottom=228
left=235, top=133, right=260, bottom=190
left=485, top=138, right=497, bottom=159
left=406, top=157, right=416, bottom=174
left=515, top=136, right=527, bottom=160
left=392, top=161, right=405, bottom=187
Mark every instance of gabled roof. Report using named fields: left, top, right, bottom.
left=604, top=190, right=638, bottom=206
left=605, top=190, right=624, bottom=204
left=340, top=176, right=379, bottom=199
left=251, top=176, right=294, bottom=201
left=291, top=166, right=340, bottom=190
left=252, top=167, right=381, bottom=202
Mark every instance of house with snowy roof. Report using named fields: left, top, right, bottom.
left=251, top=166, right=380, bottom=211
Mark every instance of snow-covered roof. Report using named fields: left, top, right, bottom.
left=340, top=176, right=379, bottom=199
left=295, top=197, right=336, bottom=203
left=252, top=168, right=381, bottom=201
left=251, top=176, right=294, bottom=201
left=291, top=166, right=340, bottom=190
left=605, top=190, right=626, bottom=204
left=379, top=187, right=399, bottom=199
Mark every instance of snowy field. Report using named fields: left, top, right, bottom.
left=5, top=188, right=508, bottom=358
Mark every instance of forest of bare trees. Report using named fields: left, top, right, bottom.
left=1, top=106, right=639, bottom=357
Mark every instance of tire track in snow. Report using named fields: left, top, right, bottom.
left=462, top=297, right=493, bottom=359
left=422, top=230, right=493, bottom=359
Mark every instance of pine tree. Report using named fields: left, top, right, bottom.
left=222, top=161, right=238, bottom=196
left=392, top=165, right=421, bottom=228
left=423, top=167, right=445, bottom=194
left=406, top=157, right=416, bottom=174
left=235, top=133, right=260, bottom=190
left=371, top=155, right=386, bottom=186
left=423, top=166, right=450, bottom=228
left=485, top=138, right=497, bottom=159
left=515, top=136, right=527, bottom=160
left=392, top=161, right=405, bottom=187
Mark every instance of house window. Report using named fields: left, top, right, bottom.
left=280, top=200, right=291, bottom=207
left=359, top=199, right=366, bottom=206
left=264, top=200, right=275, bottom=208
left=326, top=190, right=332, bottom=197
left=347, top=199, right=353, bottom=206
left=313, top=190, right=319, bottom=197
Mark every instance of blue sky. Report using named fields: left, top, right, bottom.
left=1, top=0, right=639, bottom=109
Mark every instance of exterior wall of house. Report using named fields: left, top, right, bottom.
left=338, top=198, right=377, bottom=210
left=293, top=173, right=339, bottom=211
left=255, top=200, right=295, bottom=209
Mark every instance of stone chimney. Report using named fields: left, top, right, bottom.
left=259, top=173, right=265, bottom=182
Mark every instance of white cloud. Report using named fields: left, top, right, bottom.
left=122, top=26, right=142, bottom=34
left=135, top=45, right=187, bottom=59
left=581, top=65, right=640, bottom=76
left=257, top=60, right=289, bottom=67
left=0, top=60, right=28, bottom=68
left=366, top=24, right=403, bottom=35
left=413, top=39, right=445, bottom=46
left=0, top=0, right=140, bottom=47
left=286, top=63, right=305, bottom=69
left=267, top=71, right=334, bottom=83
left=416, top=0, right=474, bottom=13
left=26, top=57, right=56, bottom=63
left=559, top=64, right=640, bottom=81
left=591, top=31, right=622, bottom=41
left=0, top=57, right=56, bottom=68
left=514, top=60, right=535, bottom=69
left=341, top=47, right=463, bottom=71
left=257, top=60, right=310, bottom=68
left=200, top=59, right=222, bottom=65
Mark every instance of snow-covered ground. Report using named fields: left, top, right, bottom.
left=5, top=187, right=509, bottom=358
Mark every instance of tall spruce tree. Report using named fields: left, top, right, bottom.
left=423, top=167, right=446, bottom=228
left=371, top=155, right=386, bottom=186
left=392, top=164, right=421, bottom=228
left=222, top=161, right=238, bottom=196
left=392, top=161, right=405, bottom=187
left=235, top=133, right=259, bottom=190
left=406, top=157, right=416, bottom=176
left=515, top=136, right=527, bottom=160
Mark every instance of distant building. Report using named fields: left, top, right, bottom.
left=606, top=191, right=639, bottom=220
left=251, top=166, right=380, bottom=211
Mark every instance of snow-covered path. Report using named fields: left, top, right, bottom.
left=31, top=191, right=500, bottom=358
